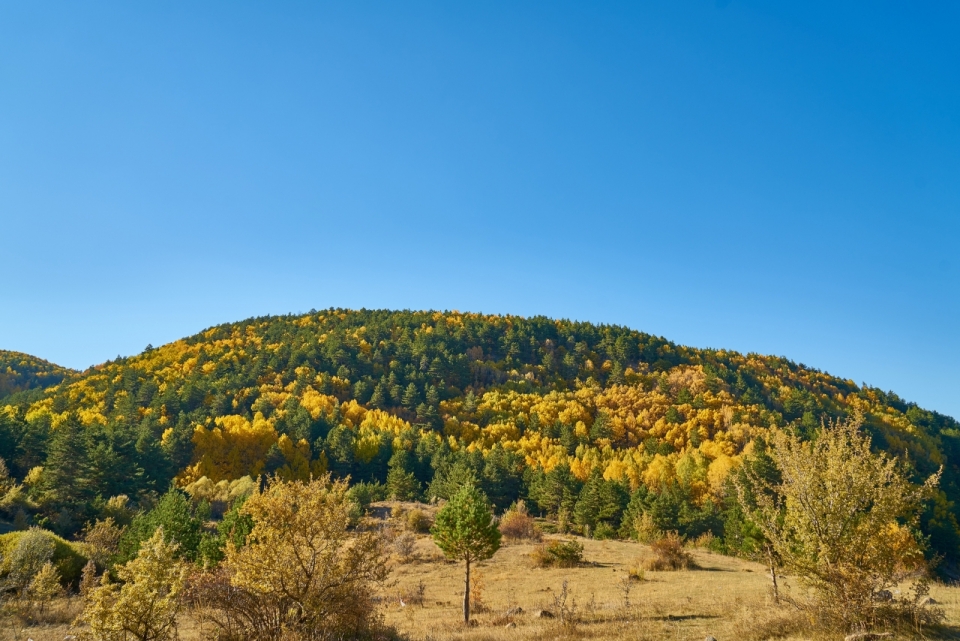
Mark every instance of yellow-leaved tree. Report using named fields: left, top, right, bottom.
left=191, top=475, right=388, bottom=641
left=739, top=412, right=943, bottom=632
left=181, top=413, right=278, bottom=483
left=77, top=527, right=187, bottom=641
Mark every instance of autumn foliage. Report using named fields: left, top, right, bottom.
left=0, top=308, right=958, bottom=565
left=189, top=475, right=389, bottom=641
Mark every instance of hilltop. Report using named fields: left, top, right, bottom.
left=1, top=309, right=959, bottom=563
left=0, top=350, right=75, bottom=400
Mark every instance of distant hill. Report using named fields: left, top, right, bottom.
left=2, top=309, right=958, bottom=563
left=0, top=350, right=75, bottom=400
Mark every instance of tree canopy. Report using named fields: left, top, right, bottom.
left=1, top=308, right=958, bottom=565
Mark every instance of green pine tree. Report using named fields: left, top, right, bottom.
left=38, top=413, right=92, bottom=530
left=402, top=382, right=419, bottom=409
left=431, top=483, right=501, bottom=623
left=386, top=450, right=421, bottom=501
left=117, top=488, right=203, bottom=564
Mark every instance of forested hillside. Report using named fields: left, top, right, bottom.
left=0, top=350, right=75, bottom=400
left=2, top=309, right=959, bottom=563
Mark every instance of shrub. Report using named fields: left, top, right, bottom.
left=27, top=561, right=63, bottom=618
left=82, top=518, right=124, bottom=570
left=393, top=532, right=417, bottom=561
left=737, top=412, right=944, bottom=631
left=644, top=532, right=695, bottom=571
left=631, top=512, right=663, bottom=544
left=0, top=527, right=87, bottom=588
left=531, top=539, right=583, bottom=568
left=78, top=527, right=186, bottom=641
left=348, top=481, right=388, bottom=513
left=406, top=509, right=432, bottom=534
left=191, top=476, right=390, bottom=640
left=626, top=559, right=646, bottom=581
left=499, top=500, right=542, bottom=542
left=116, top=489, right=203, bottom=564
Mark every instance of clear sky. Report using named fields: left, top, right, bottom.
left=1, top=2, right=957, bottom=419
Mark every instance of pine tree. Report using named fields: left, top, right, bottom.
left=369, top=382, right=388, bottom=409
left=38, top=413, right=91, bottom=527
left=386, top=450, right=421, bottom=501
left=431, top=483, right=501, bottom=623
left=402, top=382, right=419, bottom=409
left=116, top=489, right=203, bottom=564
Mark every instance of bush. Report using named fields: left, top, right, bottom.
left=348, top=481, right=388, bottom=513
left=117, top=489, right=203, bottom=564
left=0, top=527, right=87, bottom=588
left=499, top=500, right=542, bottom=542
left=531, top=539, right=583, bottom=568
left=78, top=528, right=187, bottom=641
left=393, top=532, right=417, bottom=561
left=190, top=476, right=391, bottom=640
left=626, top=558, right=646, bottom=581
left=644, top=532, right=695, bottom=571
left=182, top=476, right=256, bottom=518
left=406, top=509, right=432, bottom=534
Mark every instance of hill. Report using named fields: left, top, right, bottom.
left=1, top=309, right=959, bottom=563
left=0, top=350, right=75, bottom=400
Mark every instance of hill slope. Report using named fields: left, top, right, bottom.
left=2, top=309, right=958, bottom=560
left=0, top=350, right=75, bottom=400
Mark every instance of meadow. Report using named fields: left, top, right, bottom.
left=6, top=501, right=958, bottom=641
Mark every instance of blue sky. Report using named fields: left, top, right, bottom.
left=1, top=2, right=958, bottom=419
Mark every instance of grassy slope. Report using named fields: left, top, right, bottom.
left=384, top=530, right=960, bottom=641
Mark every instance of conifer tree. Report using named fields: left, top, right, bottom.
left=117, top=489, right=202, bottom=564
left=38, top=413, right=91, bottom=528
left=386, top=450, right=420, bottom=501
left=402, top=382, right=419, bottom=409
left=431, top=483, right=501, bottom=623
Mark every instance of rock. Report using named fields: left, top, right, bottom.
left=920, top=596, right=939, bottom=606
left=504, top=622, right=517, bottom=628
left=535, top=609, right=555, bottom=618
left=504, top=606, right=524, bottom=616
left=705, top=636, right=718, bottom=641
left=874, top=589, right=893, bottom=602
left=844, top=633, right=892, bottom=641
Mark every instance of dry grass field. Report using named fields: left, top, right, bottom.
left=381, top=533, right=960, bottom=641
left=6, top=502, right=960, bottom=641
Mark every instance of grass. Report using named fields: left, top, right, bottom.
left=8, top=505, right=960, bottom=640
left=381, top=534, right=960, bottom=641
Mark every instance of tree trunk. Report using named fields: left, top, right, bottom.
left=767, top=545, right=780, bottom=605
left=463, top=558, right=471, bottom=623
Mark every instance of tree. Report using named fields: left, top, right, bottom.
left=431, top=483, right=501, bottom=623
left=738, top=413, right=942, bottom=630
left=402, top=382, right=419, bottom=409
left=386, top=449, right=421, bottom=501
left=116, top=489, right=202, bottom=564
left=205, top=475, right=388, bottom=640
left=28, top=561, right=63, bottom=618
left=78, top=527, right=187, bottom=641
left=38, top=413, right=92, bottom=530
left=4, top=527, right=55, bottom=595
